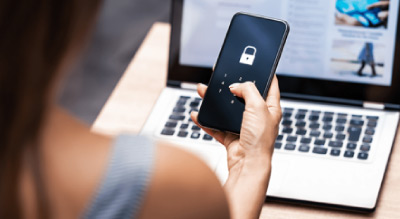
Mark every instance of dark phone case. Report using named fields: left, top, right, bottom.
left=197, top=13, right=289, bottom=134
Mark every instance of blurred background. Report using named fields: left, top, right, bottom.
left=59, top=0, right=170, bottom=124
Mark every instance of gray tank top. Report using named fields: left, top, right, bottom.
left=83, top=135, right=155, bottom=219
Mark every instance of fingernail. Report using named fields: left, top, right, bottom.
left=229, top=83, right=240, bottom=89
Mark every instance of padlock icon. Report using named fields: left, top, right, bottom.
left=239, top=46, right=257, bottom=66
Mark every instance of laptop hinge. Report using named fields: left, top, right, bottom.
left=181, top=82, right=198, bottom=90
left=363, top=101, right=385, bottom=110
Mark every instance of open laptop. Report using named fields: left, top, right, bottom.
left=141, top=0, right=400, bottom=212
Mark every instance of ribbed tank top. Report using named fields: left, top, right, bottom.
left=83, top=135, right=155, bottom=219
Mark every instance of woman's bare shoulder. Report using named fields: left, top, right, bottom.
left=138, top=142, right=230, bottom=219
left=38, top=109, right=114, bottom=218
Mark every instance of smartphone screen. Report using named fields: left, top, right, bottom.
left=198, top=13, right=289, bottom=134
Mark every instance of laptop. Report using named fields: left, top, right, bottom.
left=141, top=0, right=400, bottom=212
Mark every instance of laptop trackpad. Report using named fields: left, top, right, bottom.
left=267, top=154, right=292, bottom=195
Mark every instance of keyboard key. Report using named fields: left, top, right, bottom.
left=296, top=129, right=307, bottom=135
left=363, top=136, right=373, bottom=143
left=329, top=141, right=343, bottom=148
left=295, top=121, right=306, bottom=127
left=287, top=136, right=298, bottom=142
left=179, top=96, right=191, bottom=99
left=309, top=123, right=320, bottom=129
left=365, top=128, right=375, bottom=135
left=190, top=101, right=200, bottom=108
left=352, top=115, right=362, bottom=118
left=323, top=124, right=332, bottom=130
left=285, top=144, right=296, bottom=151
left=276, top=135, right=283, bottom=141
left=367, top=116, right=379, bottom=120
left=296, top=114, right=306, bottom=120
left=360, top=144, right=371, bottom=152
left=282, top=127, right=293, bottom=134
left=180, top=124, right=189, bottom=129
left=336, top=134, right=346, bottom=140
left=322, top=116, right=333, bottom=122
left=169, top=115, right=185, bottom=121
left=192, top=125, right=201, bottom=131
left=191, top=132, right=200, bottom=139
left=350, top=119, right=364, bottom=126
left=283, top=112, right=292, bottom=118
left=299, top=145, right=310, bottom=152
left=173, top=107, right=186, bottom=113
left=324, top=111, right=334, bottom=116
left=324, top=132, right=333, bottom=139
left=367, top=121, right=377, bottom=128
left=300, top=137, right=312, bottom=144
left=314, top=139, right=326, bottom=146
left=309, top=115, right=319, bottom=121
left=195, top=97, right=202, bottom=102
left=331, top=149, right=341, bottom=156
left=310, top=130, right=321, bottom=137
left=275, top=142, right=282, bottom=149
left=335, top=126, right=345, bottom=132
left=347, top=143, right=357, bottom=150
left=161, top=129, right=175, bottom=136
left=284, top=107, right=294, bottom=112
left=358, top=153, right=369, bottom=160
left=176, top=100, right=187, bottom=106
left=311, top=110, right=321, bottom=114
left=298, top=109, right=308, bottom=113
left=313, top=147, right=328, bottom=155
left=165, top=122, right=177, bottom=128
left=203, top=134, right=213, bottom=141
left=338, top=113, right=348, bottom=117
left=178, top=131, right=188, bottom=137
left=348, top=127, right=362, bottom=142
left=282, top=120, right=293, bottom=126
left=344, top=151, right=355, bottom=158
left=336, top=118, right=347, bottom=124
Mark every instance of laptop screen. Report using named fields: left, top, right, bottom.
left=180, top=0, right=399, bottom=87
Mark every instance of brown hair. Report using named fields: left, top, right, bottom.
left=0, top=1, right=101, bottom=218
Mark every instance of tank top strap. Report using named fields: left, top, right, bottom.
left=83, top=135, right=155, bottom=219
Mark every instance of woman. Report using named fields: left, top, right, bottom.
left=357, top=42, right=377, bottom=77
left=0, top=1, right=281, bottom=218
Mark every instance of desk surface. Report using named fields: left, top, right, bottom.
left=93, top=22, right=400, bottom=219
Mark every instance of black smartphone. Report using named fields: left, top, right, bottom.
left=197, top=13, right=290, bottom=134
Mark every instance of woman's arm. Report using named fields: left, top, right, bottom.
left=191, top=76, right=282, bottom=219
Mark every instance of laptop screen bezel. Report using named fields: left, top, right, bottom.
left=168, top=0, right=400, bottom=107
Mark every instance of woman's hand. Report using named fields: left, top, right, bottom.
left=191, top=75, right=282, bottom=219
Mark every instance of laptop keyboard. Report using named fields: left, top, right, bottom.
left=276, top=107, right=378, bottom=161
left=160, top=95, right=215, bottom=142
left=160, top=95, right=379, bottom=161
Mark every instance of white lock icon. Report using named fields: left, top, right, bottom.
left=239, top=46, right=257, bottom=66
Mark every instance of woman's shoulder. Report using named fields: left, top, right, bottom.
left=137, top=141, right=230, bottom=219
left=82, top=134, right=229, bottom=219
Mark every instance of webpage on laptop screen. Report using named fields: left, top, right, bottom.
left=180, top=0, right=399, bottom=86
